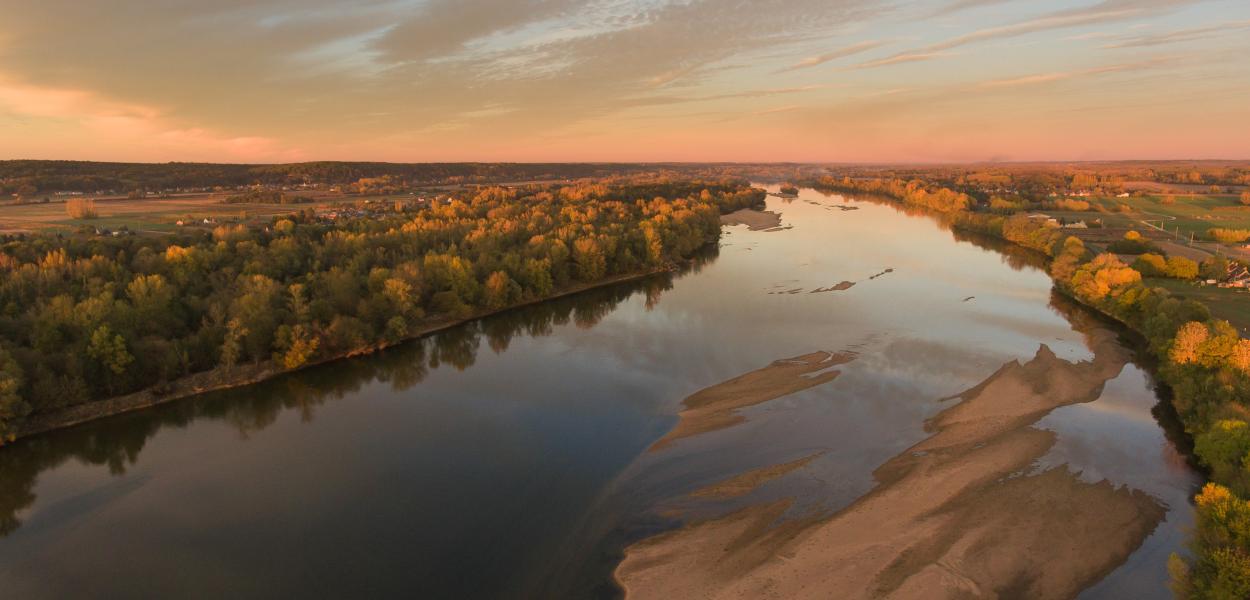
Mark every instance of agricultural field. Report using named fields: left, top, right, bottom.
left=1088, top=193, right=1250, bottom=238
left=0, top=192, right=412, bottom=235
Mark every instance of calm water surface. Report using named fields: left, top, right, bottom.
left=0, top=187, right=1201, bottom=598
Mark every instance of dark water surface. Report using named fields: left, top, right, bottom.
left=0, top=187, right=1201, bottom=598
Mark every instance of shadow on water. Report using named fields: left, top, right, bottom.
left=0, top=247, right=719, bottom=542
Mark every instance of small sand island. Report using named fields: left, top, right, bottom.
left=779, top=184, right=799, bottom=196
left=617, top=327, right=1165, bottom=600
left=810, top=281, right=855, bottom=293
left=720, top=208, right=785, bottom=231
left=650, top=351, right=854, bottom=451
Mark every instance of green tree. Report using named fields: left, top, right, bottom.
left=0, top=345, right=28, bottom=444
left=221, top=318, right=248, bottom=372
left=87, top=325, right=134, bottom=376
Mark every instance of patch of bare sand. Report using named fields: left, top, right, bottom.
left=617, top=328, right=1166, bottom=600
left=650, top=352, right=854, bottom=452
left=690, top=453, right=825, bottom=500
left=811, top=282, right=855, bottom=293
left=721, top=209, right=783, bottom=231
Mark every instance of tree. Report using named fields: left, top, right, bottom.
left=0, top=345, right=27, bottom=443
left=1165, top=256, right=1200, bottom=280
left=127, top=274, right=175, bottom=334
left=221, top=318, right=248, bottom=372
left=1132, top=253, right=1168, bottom=277
left=1240, top=191, right=1250, bottom=206
left=230, top=275, right=283, bottom=362
left=274, top=324, right=319, bottom=370
left=1171, top=483, right=1250, bottom=599
left=87, top=325, right=134, bottom=376
left=483, top=271, right=518, bottom=310
left=1171, top=322, right=1210, bottom=365
left=573, top=237, right=607, bottom=281
left=1202, top=255, right=1231, bottom=280
left=65, top=198, right=98, bottom=219
left=1195, top=420, right=1250, bottom=494
left=287, top=283, right=312, bottom=324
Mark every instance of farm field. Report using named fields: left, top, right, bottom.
left=0, top=193, right=409, bottom=234
left=1088, top=194, right=1250, bottom=238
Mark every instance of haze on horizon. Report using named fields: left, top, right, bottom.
left=1, top=0, right=1248, bottom=164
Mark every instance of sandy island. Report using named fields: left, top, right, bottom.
left=617, top=327, right=1165, bottom=600
left=650, top=351, right=854, bottom=452
left=721, top=209, right=784, bottom=231
left=811, top=281, right=855, bottom=293
left=690, top=453, right=825, bottom=500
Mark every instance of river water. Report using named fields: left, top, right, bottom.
left=0, top=187, right=1201, bottom=598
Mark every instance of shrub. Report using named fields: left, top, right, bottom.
left=1210, top=229, right=1250, bottom=244
left=1054, top=198, right=1091, bottom=211
left=65, top=198, right=98, bottom=219
left=1165, top=256, right=1200, bottom=279
left=1132, top=253, right=1168, bottom=277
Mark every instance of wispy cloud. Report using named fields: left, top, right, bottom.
left=779, top=40, right=886, bottom=72
left=858, top=0, right=1199, bottom=70
left=844, top=51, right=954, bottom=71
left=754, top=105, right=802, bottom=116
left=929, top=0, right=1012, bottom=18
left=1102, top=19, right=1250, bottom=48
left=976, top=57, right=1178, bottom=88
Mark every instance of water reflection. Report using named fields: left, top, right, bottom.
left=0, top=187, right=1199, bottom=600
left=0, top=251, right=713, bottom=541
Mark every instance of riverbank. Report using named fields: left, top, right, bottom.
left=617, top=331, right=1166, bottom=599
left=807, top=179, right=1250, bottom=597
left=13, top=266, right=682, bottom=442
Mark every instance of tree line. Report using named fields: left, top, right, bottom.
left=807, top=173, right=1250, bottom=599
left=0, top=160, right=732, bottom=197
left=0, top=176, right=764, bottom=442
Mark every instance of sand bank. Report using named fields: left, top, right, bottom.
left=811, top=281, right=855, bottom=293
left=690, top=453, right=825, bottom=500
left=650, top=351, right=854, bottom=451
left=721, top=209, right=784, bottom=231
left=617, top=328, right=1165, bottom=600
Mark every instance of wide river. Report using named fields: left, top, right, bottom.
left=0, top=187, right=1201, bottom=599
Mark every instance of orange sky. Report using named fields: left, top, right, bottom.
left=1, top=0, right=1248, bottom=163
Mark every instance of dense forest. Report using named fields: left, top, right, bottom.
left=6, top=160, right=1246, bottom=200
left=808, top=174, right=1250, bottom=599
left=0, top=160, right=817, bottom=197
left=0, top=176, right=764, bottom=441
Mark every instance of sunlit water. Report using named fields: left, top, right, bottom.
left=0, top=187, right=1200, bottom=598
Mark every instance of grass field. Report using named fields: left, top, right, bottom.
left=0, top=193, right=406, bottom=234
left=1147, top=277, right=1250, bottom=337
left=1089, top=194, right=1250, bottom=238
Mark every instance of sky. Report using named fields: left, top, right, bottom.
left=0, top=0, right=1248, bottom=164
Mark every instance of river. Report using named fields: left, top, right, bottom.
left=0, top=186, right=1201, bottom=599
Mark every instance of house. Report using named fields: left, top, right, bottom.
left=1027, top=213, right=1060, bottom=228
left=1063, top=221, right=1089, bottom=229
left=1220, top=263, right=1250, bottom=289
